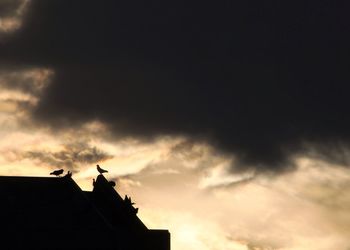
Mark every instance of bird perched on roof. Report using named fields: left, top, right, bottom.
left=50, top=169, right=64, bottom=177
left=97, top=164, right=108, bottom=174
left=64, top=171, right=72, bottom=178
left=124, top=195, right=135, bottom=205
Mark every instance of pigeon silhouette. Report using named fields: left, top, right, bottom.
left=64, top=171, right=72, bottom=178
left=97, top=165, right=108, bottom=174
left=50, top=169, right=64, bottom=176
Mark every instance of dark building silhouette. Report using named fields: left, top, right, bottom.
left=0, top=174, right=170, bottom=249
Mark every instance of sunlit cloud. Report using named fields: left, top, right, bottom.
left=0, top=17, right=20, bottom=32
left=0, top=0, right=29, bottom=32
left=198, top=159, right=255, bottom=189
left=0, top=68, right=52, bottom=95
left=113, top=152, right=350, bottom=250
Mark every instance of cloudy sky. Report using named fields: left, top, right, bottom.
left=1, top=1, right=350, bottom=249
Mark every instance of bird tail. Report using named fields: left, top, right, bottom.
left=50, top=172, right=55, bottom=175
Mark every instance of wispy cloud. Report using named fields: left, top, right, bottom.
left=21, top=141, right=113, bottom=170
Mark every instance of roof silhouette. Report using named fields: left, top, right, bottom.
left=0, top=174, right=170, bottom=249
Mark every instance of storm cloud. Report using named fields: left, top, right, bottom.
left=1, top=0, right=350, bottom=170
left=0, top=0, right=24, bottom=17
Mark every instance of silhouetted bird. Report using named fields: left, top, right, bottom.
left=124, top=195, right=135, bottom=205
left=50, top=169, right=64, bottom=177
left=64, top=171, right=72, bottom=178
left=97, top=165, right=108, bottom=174
left=124, top=195, right=138, bottom=213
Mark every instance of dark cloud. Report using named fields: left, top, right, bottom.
left=0, top=0, right=23, bottom=17
left=22, top=142, right=113, bottom=170
left=1, top=0, right=350, bottom=171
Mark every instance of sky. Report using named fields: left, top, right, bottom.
left=1, top=1, right=350, bottom=249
